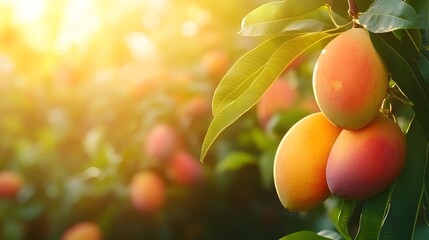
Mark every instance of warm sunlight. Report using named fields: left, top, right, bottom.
left=0, top=0, right=288, bottom=239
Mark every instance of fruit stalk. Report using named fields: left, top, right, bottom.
left=347, top=0, right=359, bottom=27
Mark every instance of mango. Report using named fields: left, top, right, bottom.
left=144, top=124, right=178, bottom=162
left=274, top=112, right=342, bottom=211
left=313, top=28, right=388, bottom=130
left=257, top=78, right=298, bottom=127
left=130, top=171, right=166, bottom=213
left=326, top=114, right=406, bottom=200
left=202, top=49, right=230, bottom=80
left=0, top=171, right=22, bottom=198
left=167, top=151, right=203, bottom=186
left=61, top=222, right=102, bottom=240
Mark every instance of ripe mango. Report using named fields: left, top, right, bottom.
left=326, top=114, right=406, bottom=200
left=61, top=222, right=102, bottom=240
left=313, top=28, right=388, bottom=130
left=274, top=112, right=341, bottom=211
left=257, top=78, right=298, bottom=127
left=144, top=124, right=178, bottom=162
left=130, top=171, right=166, bottom=213
left=0, top=171, right=22, bottom=198
left=167, top=150, right=203, bottom=186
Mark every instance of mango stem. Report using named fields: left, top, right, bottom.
left=347, top=0, right=359, bottom=27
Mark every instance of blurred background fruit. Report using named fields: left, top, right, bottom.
left=256, top=78, right=298, bottom=128
left=0, top=171, right=22, bottom=198
left=61, top=222, right=102, bottom=240
left=130, top=171, right=166, bottom=213
left=0, top=0, right=338, bottom=239
left=144, top=123, right=179, bottom=163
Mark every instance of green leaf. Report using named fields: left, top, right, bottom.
left=240, top=0, right=327, bottom=35
left=369, top=32, right=429, bottom=139
left=358, top=0, right=418, bottom=33
left=408, top=0, right=429, bottom=46
left=317, top=230, right=343, bottom=240
left=416, top=52, right=429, bottom=84
left=212, top=34, right=300, bottom=116
left=424, top=126, right=429, bottom=226
left=379, top=119, right=429, bottom=240
left=424, top=189, right=429, bottom=226
left=279, top=231, right=330, bottom=240
left=201, top=32, right=336, bottom=161
left=214, top=151, right=258, bottom=174
left=325, top=198, right=355, bottom=240
left=259, top=149, right=276, bottom=190
left=393, top=28, right=422, bottom=50
left=250, top=128, right=277, bottom=151
left=394, top=29, right=429, bottom=84
left=266, top=108, right=313, bottom=137
left=336, top=199, right=356, bottom=240
left=355, top=188, right=392, bottom=240
left=240, top=5, right=348, bottom=36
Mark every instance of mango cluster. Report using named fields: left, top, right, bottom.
left=273, top=28, right=406, bottom=211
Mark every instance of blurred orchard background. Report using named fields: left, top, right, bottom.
left=0, top=0, right=333, bottom=239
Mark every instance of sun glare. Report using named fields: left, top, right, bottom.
left=0, top=0, right=166, bottom=56
left=10, top=0, right=46, bottom=24
left=55, top=0, right=101, bottom=54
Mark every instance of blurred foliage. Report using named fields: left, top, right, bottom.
left=0, top=0, right=335, bottom=239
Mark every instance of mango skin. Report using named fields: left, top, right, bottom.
left=167, top=150, right=203, bottom=186
left=257, top=79, right=298, bottom=127
left=313, top=28, right=388, bottom=130
left=0, top=171, right=22, bottom=198
left=130, top=171, right=166, bottom=213
left=274, top=112, right=342, bottom=211
left=61, top=222, right=102, bottom=240
left=144, top=124, right=178, bottom=162
left=326, top=114, right=406, bottom=200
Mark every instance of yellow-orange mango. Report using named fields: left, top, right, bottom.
left=274, top=112, right=342, bottom=211
left=202, top=49, right=230, bottom=80
left=313, top=28, right=388, bottom=130
left=61, top=222, right=102, bottom=240
left=326, top=114, right=406, bottom=200
left=130, top=171, right=166, bottom=213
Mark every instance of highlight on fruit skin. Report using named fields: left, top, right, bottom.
left=61, top=222, right=102, bottom=240
left=129, top=170, right=166, bottom=213
left=0, top=170, right=23, bottom=198
left=313, top=27, right=388, bottom=130
left=273, top=112, right=342, bottom=211
left=326, top=114, right=406, bottom=200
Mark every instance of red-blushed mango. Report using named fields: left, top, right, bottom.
left=257, top=79, right=298, bottom=127
left=0, top=171, right=23, bottom=198
left=61, top=222, right=102, bottom=240
left=130, top=171, right=166, bottom=213
left=313, top=28, right=388, bottom=130
left=274, top=112, right=342, bottom=211
left=326, top=114, right=406, bottom=200
left=167, top=151, right=203, bottom=186
left=144, top=124, right=178, bottom=162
